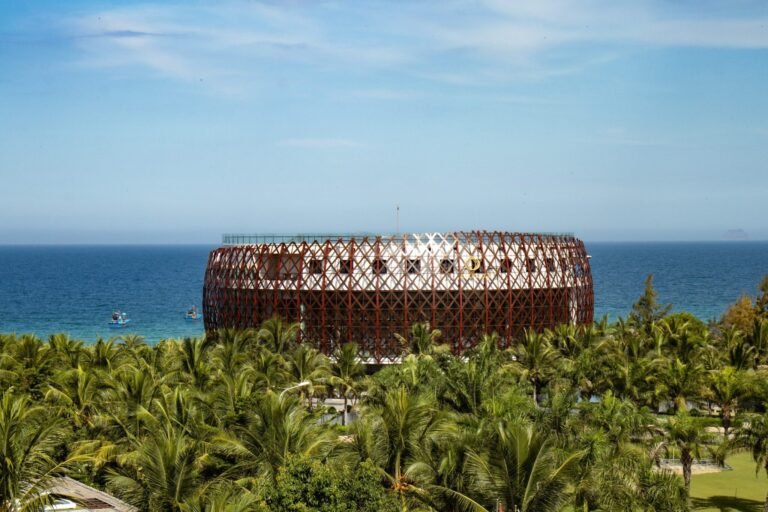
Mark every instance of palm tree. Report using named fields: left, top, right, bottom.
left=152, top=387, right=209, bottom=443
left=721, top=326, right=756, bottom=370
left=466, top=420, right=583, bottom=512
left=655, top=411, right=710, bottom=492
left=576, top=441, right=688, bottom=512
left=180, top=485, right=265, bottom=512
left=395, top=322, right=445, bottom=357
left=605, top=350, right=659, bottom=407
left=582, top=390, right=655, bottom=456
left=210, top=367, right=258, bottom=428
left=751, top=318, right=768, bottom=364
left=45, top=364, right=103, bottom=429
left=47, top=333, right=85, bottom=369
left=563, top=344, right=605, bottom=401
left=734, top=411, right=768, bottom=512
left=330, top=342, right=365, bottom=425
left=256, top=316, right=299, bottom=354
left=512, top=330, right=558, bottom=405
left=658, top=357, right=705, bottom=413
left=86, top=337, right=127, bottom=373
left=706, top=366, right=746, bottom=434
left=635, top=463, right=688, bottom=512
left=106, top=426, right=204, bottom=512
left=659, top=315, right=708, bottom=361
left=441, top=353, right=510, bottom=414
left=448, top=333, right=514, bottom=412
left=1, top=334, right=55, bottom=398
left=287, top=345, right=331, bottom=408
left=251, top=349, right=289, bottom=392
left=174, top=337, right=215, bottom=392
left=547, top=324, right=580, bottom=359
left=351, top=387, right=451, bottom=510
left=117, top=334, right=151, bottom=365
left=100, top=361, right=162, bottom=440
left=216, top=391, right=335, bottom=483
left=0, top=389, right=81, bottom=512
left=402, top=420, right=488, bottom=512
left=211, top=328, right=256, bottom=376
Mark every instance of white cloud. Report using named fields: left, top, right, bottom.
left=64, top=0, right=768, bottom=92
left=426, top=0, right=768, bottom=56
left=67, top=3, right=409, bottom=94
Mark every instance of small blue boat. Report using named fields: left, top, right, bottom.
left=185, top=305, right=202, bottom=321
left=109, top=311, right=131, bottom=328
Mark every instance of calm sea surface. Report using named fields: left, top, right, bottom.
left=0, top=242, right=766, bottom=342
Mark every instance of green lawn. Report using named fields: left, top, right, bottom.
left=691, top=452, right=767, bottom=511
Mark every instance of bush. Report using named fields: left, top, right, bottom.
left=267, top=456, right=398, bottom=512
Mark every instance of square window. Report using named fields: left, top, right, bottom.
left=407, top=259, right=421, bottom=274
left=546, top=257, right=556, bottom=272
left=500, top=258, right=513, bottom=273
left=373, top=259, right=388, bottom=275
left=439, top=259, right=454, bottom=274
left=340, top=259, right=353, bottom=274
left=526, top=258, right=537, bottom=274
left=308, top=259, right=323, bottom=275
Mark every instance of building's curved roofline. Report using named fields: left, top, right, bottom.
left=222, top=231, right=576, bottom=246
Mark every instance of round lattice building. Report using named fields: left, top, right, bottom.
left=203, top=232, right=593, bottom=361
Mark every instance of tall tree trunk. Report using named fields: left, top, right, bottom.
left=682, top=449, right=692, bottom=491
left=342, top=394, right=348, bottom=426
left=722, top=404, right=732, bottom=435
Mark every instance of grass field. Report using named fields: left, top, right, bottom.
left=691, top=452, right=767, bottom=511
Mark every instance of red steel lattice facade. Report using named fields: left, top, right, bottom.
left=203, top=232, right=593, bottom=361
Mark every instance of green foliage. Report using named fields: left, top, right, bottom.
left=756, top=275, right=768, bottom=317
left=629, top=274, right=672, bottom=333
left=722, top=294, right=757, bottom=334
left=7, top=275, right=768, bottom=511
left=267, top=456, right=398, bottom=512
left=0, top=389, right=81, bottom=512
left=394, top=321, right=447, bottom=357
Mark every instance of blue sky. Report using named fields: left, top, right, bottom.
left=1, top=0, right=767, bottom=243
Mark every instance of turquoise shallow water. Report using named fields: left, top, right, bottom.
left=0, top=242, right=766, bottom=342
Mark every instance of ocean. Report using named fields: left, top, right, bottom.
left=0, top=242, right=766, bottom=342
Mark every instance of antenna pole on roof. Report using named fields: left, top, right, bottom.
left=396, top=205, right=400, bottom=235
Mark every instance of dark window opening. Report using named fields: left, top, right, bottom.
left=440, top=259, right=455, bottom=274
left=546, top=257, right=556, bottom=272
left=340, top=259, right=353, bottom=274
left=500, top=258, right=513, bottom=273
left=309, top=259, right=323, bottom=275
left=526, top=258, right=537, bottom=274
left=407, top=259, right=421, bottom=274
left=373, top=259, right=388, bottom=275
